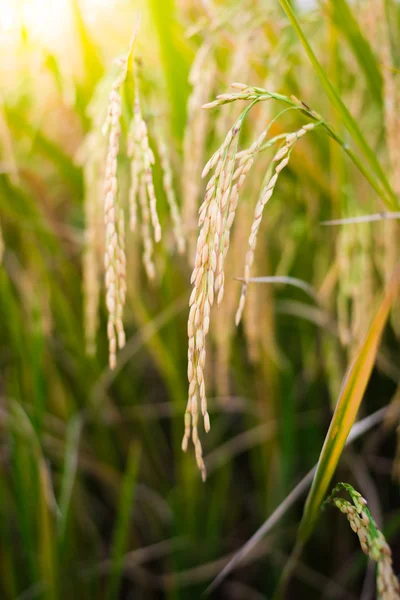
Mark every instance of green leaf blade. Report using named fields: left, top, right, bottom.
left=298, top=265, right=400, bottom=543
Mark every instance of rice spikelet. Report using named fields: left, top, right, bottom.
left=325, top=483, right=400, bottom=600
left=154, top=129, right=186, bottom=254
left=184, top=81, right=322, bottom=477
left=127, top=73, right=162, bottom=277
left=103, top=66, right=128, bottom=369
left=183, top=118, right=244, bottom=479
left=235, top=123, right=317, bottom=325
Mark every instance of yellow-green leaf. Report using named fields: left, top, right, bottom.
left=298, top=264, right=400, bottom=543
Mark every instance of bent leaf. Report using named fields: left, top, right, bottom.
left=279, top=0, right=398, bottom=210
left=298, top=264, right=400, bottom=543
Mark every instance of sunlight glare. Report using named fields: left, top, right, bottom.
left=0, top=0, right=112, bottom=47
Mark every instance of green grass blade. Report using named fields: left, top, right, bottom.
left=11, top=402, right=58, bottom=600
left=279, top=0, right=398, bottom=210
left=4, top=108, right=82, bottom=194
left=71, top=0, right=103, bottom=98
left=147, top=0, right=190, bottom=140
left=106, top=443, right=141, bottom=600
left=57, top=415, right=82, bottom=553
left=205, top=408, right=388, bottom=596
left=326, top=0, right=382, bottom=106
left=235, top=275, right=319, bottom=302
left=298, top=265, right=400, bottom=544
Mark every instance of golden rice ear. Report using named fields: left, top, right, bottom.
left=128, top=73, right=161, bottom=247
left=103, top=81, right=126, bottom=370
left=325, top=483, right=400, bottom=598
left=138, top=173, right=156, bottom=281
left=236, top=123, right=317, bottom=326
left=83, top=23, right=189, bottom=368
left=184, top=117, right=245, bottom=477
left=183, top=78, right=325, bottom=476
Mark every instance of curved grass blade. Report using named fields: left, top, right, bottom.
left=326, top=0, right=382, bottom=106
left=71, top=0, right=103, bottom=96
left=298, top=264, right=400, bottom=544
left=234, top=275, right=319, bottom=303
left=321, top=212, right=400, bottom=225
left=106, top=443, right=141, bottom=600
left=147, top=0, right=190, bottom=140
left=204, top=407, right=388, bottom=596
left=57, top=415, right=82, bottom=553
left=11, top=402, right=59, bottom=600
left=279, top=0, right=398, bottom=210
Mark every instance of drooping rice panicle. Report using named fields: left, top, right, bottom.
left=103, top=67, right=127, bottom=370
left=211, top=32, right=258, bottom=396
left=154, top=129, right=186, bottom=254
left=127, top=73, right=161, bottom=276
left=324, top=483, right=400, bottom=600
left=184, top=82, right=323, bottom=477
left=127, top=128, right=139, bottom=233
left=79, top=23, right=138, bottom=364
left=183, top=119, right=244, bottom=479
left=235, top=122, right=318, bottom=325
left=184, top=104, right=280, bottom=475
left=138, top=172, right=156, bottom=281
left=134, top=79, right=161, bottom=242
left=99, top=23, right=142, bottom=369
left=202, top=90, right=258, bottom=109
left=213, top=195, right=251, bottom=399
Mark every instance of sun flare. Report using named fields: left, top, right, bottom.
left=0, top=0, right=112, bottom=48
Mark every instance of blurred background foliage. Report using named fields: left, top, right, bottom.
left=0, top=0, right=399, bottom=598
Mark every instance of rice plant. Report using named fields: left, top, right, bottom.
left=0, top=0, right=399, bottom=598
